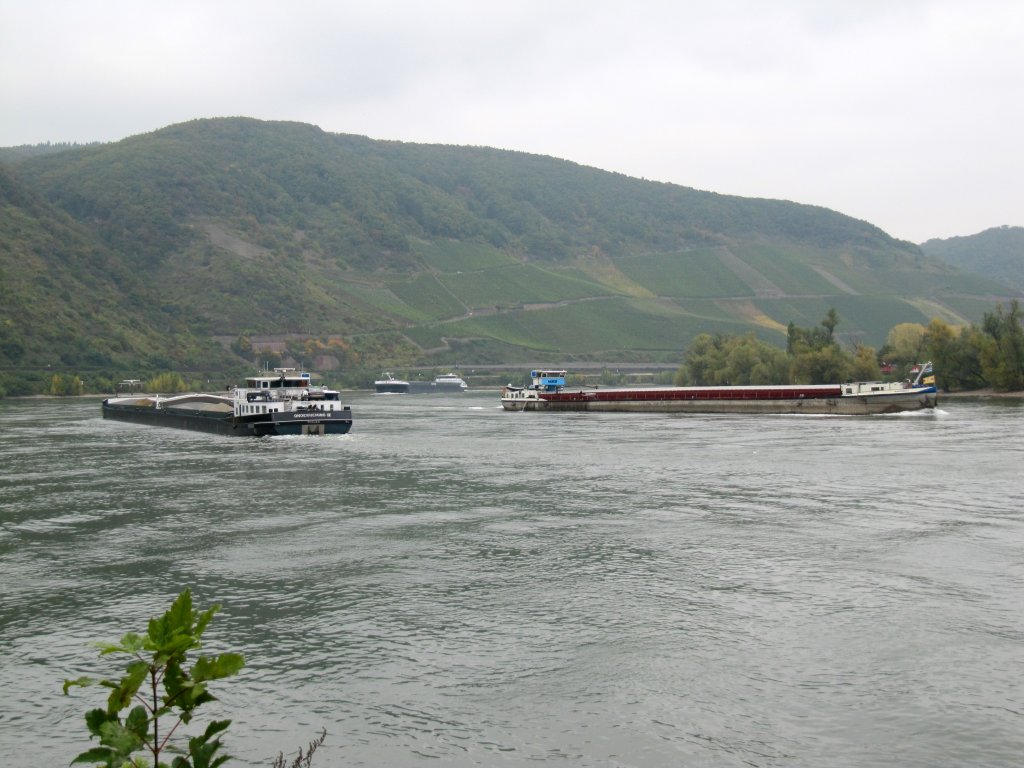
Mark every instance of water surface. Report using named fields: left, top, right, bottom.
left=1, top=393, right=1021, bottom=767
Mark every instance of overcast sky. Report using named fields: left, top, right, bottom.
left=2, top=1, right=1021, bottom=242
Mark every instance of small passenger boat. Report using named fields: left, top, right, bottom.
left=374, top=373, right=410, bottom=393
left=408, top=373, right=469, bottom=393
left=376, top=372, right=468, bottom=393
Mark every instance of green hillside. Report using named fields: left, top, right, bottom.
left=0, top=117, right=1015, bottom=390
left=0, top=165, right=231, bottom=376
left=921, top=226, right=1024, bottom=293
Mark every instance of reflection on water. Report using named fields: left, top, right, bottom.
left=1, top=394, right=1022, bottom=767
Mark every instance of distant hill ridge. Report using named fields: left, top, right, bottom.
left=0, top=117, right=1016, bottom=381
left=921, top=226, right=1024, bottom=293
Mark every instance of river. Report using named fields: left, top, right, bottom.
left=0, top=393, right=1021, bottom=767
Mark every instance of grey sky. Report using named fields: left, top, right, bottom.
left=2, top=0, right=1021, bottom=242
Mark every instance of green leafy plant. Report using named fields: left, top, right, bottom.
left=63, top=589, right=245, bottom=768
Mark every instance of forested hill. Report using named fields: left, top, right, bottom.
left=0, top=117, right=1012, bottom=388
left=921, top=226, right=1024, bottom=293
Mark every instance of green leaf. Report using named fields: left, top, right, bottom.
left=163, top=633, right=200, bottom=659
left=93, top=632, right=146, bottom=656
left=193, top=604, right=221, bottom=638
left=167, top=589, right=194, bottom=635
left=63, top=676, right=97, bottom=695
left=106, top=659, right=150, bottom=713
left=119, top=632, right=146, bottom=653
left=184, top=729, right=227, bottom=768
left=84, top=707, right=114, bottom=738
left=192, top=653, right=244, bottom=683
left=190, top=681, right=208, bottom=704
left=148, top=590, right=196, bottom=650
left=201, top=719, right=231, bottom=740
left=126, top=704, right=149, bottom=738
left=98, top=719, right=144, bottom=753
left=69, top=746, right=116, bottom=765
left=147, top=614, right=173, bottom=650
left=162, top=660, right=191, bottom=706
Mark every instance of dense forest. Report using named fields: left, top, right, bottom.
left=1, top=117, right=1019, bottom=395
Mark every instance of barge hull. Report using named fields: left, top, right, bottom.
left=501, top=388, right=937, bottom=415
left=102, top=402, right=353, bottom=436
left=502, top=395, right=935, bottom=415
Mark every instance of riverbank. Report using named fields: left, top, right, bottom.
left=941, top=389, right=1024, bottom=399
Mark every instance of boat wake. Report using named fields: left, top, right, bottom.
left=882, top=407, right=947, bottom=418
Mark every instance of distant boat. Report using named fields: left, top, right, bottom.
left=374, top=373, right=410, bottom=393
left=102, top=368, right=353, bottom=436
left=409, top=373, right=469, bottom=393
left=501, top=365, right=938, bottom=415
left=376, top=372, right=468, bottom=394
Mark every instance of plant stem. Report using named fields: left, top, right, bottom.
left=150, top=667, right=160, bottom=762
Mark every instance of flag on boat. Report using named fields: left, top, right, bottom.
left=916, top=362, right=935, bottom=386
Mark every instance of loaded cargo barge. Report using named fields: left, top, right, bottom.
left=102, top=368, right=353, bottom=436
left=501, top=366, right=938, bottom=415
